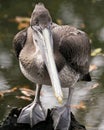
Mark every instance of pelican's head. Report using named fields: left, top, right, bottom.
left=30, top=3, right=63, bottom=103
left=30, top=3, right=52, bottom=30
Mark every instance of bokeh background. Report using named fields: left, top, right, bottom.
left=0, top=0, right=104, bottom=130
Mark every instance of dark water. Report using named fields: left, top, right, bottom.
left=0, top=0, right=104, bottom=130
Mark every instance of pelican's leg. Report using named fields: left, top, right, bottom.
left=51, top=76, right=79, bottom=130
left=17, top=84, right=46, bottom=127
left=51, top=87, right=73, bottom=130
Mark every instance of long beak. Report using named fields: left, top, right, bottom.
left=32, top=27, right=63, bottom=103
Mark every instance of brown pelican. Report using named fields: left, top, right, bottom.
left=13, top=3, right=91, bottom=130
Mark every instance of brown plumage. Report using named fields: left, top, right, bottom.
left=13, top=25, right=91, bottom=84
left=13, top=3, right=91, bottom=130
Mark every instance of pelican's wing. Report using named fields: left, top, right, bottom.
left=13, top=28, right=27, bottom=58
left=53, top=26, right=91, bottom=80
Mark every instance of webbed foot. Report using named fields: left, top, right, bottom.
left=17, top=101, right=46, bottom=127
left=17, top=84, right=46, bottom=127
left=51, top=105, right=71, bottom=130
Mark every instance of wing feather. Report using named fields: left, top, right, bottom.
left=53, top=25, right=91, bottom=75
left=13, top=28, right=27, bottom=58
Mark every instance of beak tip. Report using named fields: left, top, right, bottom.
left=57, top=96, right=63, bottom=104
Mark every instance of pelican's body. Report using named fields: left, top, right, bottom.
left=13, top=3, right=91, bottom=130
left=15, top=25, right=90, bottom=87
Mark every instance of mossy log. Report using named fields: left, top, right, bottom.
left=0, top=108, right=86, bottom=130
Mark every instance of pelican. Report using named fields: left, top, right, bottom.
left=13, top=3, right=91, bottom=130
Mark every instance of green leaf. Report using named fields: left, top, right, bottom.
left=91, top=48, right=102, bottom=56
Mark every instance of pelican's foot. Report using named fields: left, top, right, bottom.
left=17, top=102, right=46, bottom=127
left=51, top=105, right=71, bottom=130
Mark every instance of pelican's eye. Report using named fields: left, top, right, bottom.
left=35, top=20, right=39, bottom=26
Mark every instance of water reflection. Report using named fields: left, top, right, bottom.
left=0, top=73, right=10, bottom=91
left=98, top=27, right=104, bottom=42
left=0, top=0, right=104, bottom=130
left=0, top=51, right=12, bottom=69
left=59, top=2, right=83, bottom=27
left=85, top=92, right=104, bottom=130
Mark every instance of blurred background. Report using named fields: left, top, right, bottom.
left=0, top=0, right=104, bottom=130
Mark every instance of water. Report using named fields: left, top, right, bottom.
left=0, top=0, right=104, bottom=129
